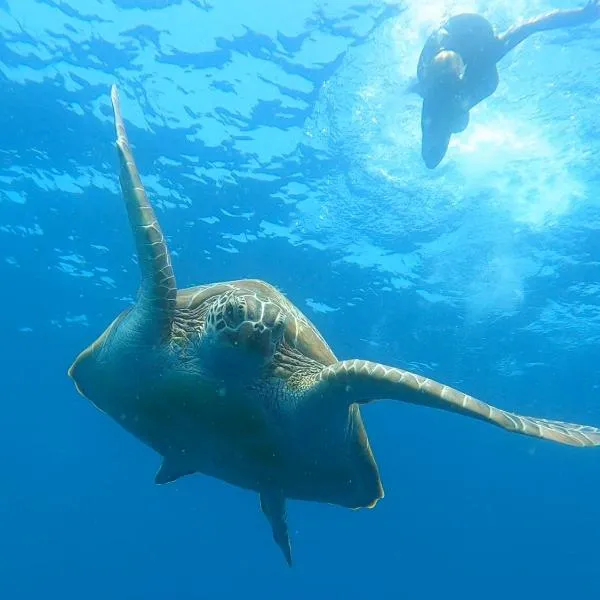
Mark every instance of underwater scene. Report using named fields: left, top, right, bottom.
left=1, top=0, right=600, bottom=598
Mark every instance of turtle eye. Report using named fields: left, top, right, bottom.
left=272, top=313, right=286, bottom=343
left=225, top=300, right=235, bottom=322
left=237, top=297, right=247, bottom=321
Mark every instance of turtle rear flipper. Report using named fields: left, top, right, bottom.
left=309, top=359, right=600, bottom=447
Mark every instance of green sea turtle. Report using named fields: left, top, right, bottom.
left=69, top=85, right=600, bottom=566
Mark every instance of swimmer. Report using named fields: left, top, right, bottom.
left=415, top=2, right=600, bottom=169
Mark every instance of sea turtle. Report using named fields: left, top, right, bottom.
left=69, top=85, right=600, bottom=566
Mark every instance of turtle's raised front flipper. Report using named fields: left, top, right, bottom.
left=110, top=85, right=176, bottom=337
left=311, top=360, right=600, bottom=447
left=260, top=489, right=292, bottom=567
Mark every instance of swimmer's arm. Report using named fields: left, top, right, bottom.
left=496, top=0, right=600, bottom=59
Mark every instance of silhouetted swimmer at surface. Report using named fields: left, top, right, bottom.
left=415, top=1, right=600, bottom=169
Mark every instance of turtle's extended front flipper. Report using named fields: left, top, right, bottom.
left=309, top=360, right=600, bottom=447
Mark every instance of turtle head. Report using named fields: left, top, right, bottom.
left=205, top=291, right=287, bottom=369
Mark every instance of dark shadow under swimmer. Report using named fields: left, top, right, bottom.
left=415, top=1, right=600, bottom=169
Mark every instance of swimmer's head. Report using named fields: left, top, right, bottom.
left=429, top=50, right=465, bottom=88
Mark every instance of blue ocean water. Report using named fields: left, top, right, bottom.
left=1, top=0, right=600, bottom=597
